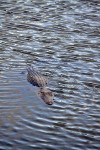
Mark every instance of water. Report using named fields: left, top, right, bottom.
left=0, top=0, right=100, bottom=149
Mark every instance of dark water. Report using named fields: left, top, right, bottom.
left=0, top=0, right=100, bottom=149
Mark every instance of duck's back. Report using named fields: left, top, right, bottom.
left=27, top=66, right=48, bottom=87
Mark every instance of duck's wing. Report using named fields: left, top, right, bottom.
left=27, top=66, right=48, bottom=87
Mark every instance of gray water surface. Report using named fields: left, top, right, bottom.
left=0, top=0, right=100, bottom=149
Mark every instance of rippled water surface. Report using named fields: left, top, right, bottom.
left=0, top=0, right=100, bottom=149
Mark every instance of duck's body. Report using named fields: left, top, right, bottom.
left=27, top=66, right=54, bottom=105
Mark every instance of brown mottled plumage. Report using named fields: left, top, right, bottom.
left=27, top=66, right=54, bottom=105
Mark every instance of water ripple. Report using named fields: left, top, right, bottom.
left=0, top=0, right=100, bottom=149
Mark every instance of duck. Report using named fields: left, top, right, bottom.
left=27, top=66, right=54, bottom=105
